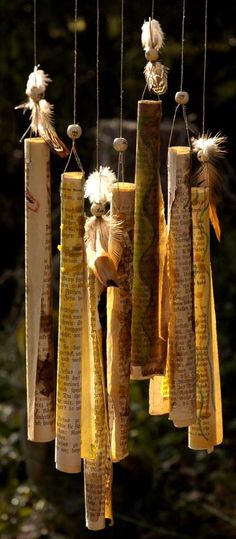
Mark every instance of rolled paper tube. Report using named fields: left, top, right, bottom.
left=24, top=137, right=55, bottom=442
left=81, top=254, right=96, bottom=460
left=55, top=171, right=85, bottom=473
left=149, top=356, right=171, bottom=415
left=107, top=182, right=135, bottom=461
left=149, top=147, right=196, bottom=421
left=188, top=187, right=223, bottom=451
left=84, top=271, right=113, bottom=530
left=131, top=100, right=167, bottom=379
left=167, top=146, right=196, bottom=427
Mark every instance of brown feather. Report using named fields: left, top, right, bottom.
left=192, top=160, right=223, bottom=242
left=84, top=214, right=124, bottom=287
left=38, top=125, right=69, bottom=158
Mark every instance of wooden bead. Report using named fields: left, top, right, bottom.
left=197, top=149, right=209, bottom=162
left=113, top=137, right=128, bottom=152
left=28, top=86, right=44, bottom=101
left=67, top=124, right=82, bottom=139
left=145, top=48, right=159, bottom=62
left=175, top=91, right=189, bottom=105
left=90, top=202, right=106, bottom=216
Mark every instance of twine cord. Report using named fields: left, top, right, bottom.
left=168, top=0, right=190, bottom=148
left=202, top=0, right=208, bottom=135
left=33, top=0, right=37, bottom=68
left=117, top=0, right=125, bottom=182
left=96, top=0, right=100, bottom=169
left=63, top=0, right=84, bottom=173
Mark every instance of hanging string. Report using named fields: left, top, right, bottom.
left=96, top=0, right=100, bottom=170
left=116, top=0, right=127, bottom=183
left=33, top=0, right=37, bottom=67
left=73, top=0, right=78, bottom=125
left=119, top=0, right=124, bottom=138
left=202, top=0, right=208, bottom=135
left=151, top=0, right=155, bottom=19
left=168, top=0, right=190, bottom=149
left=180, top=0, right=185, bottom=92
left=64, top=0, right=84, bottom=173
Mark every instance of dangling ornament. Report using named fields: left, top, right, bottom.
left=84, top=166, right=124, bottom=288
left=192, top=133, right=227, bottom=241
left=188, top=0, right=224, bottom=452
left=15, top=66, right=69, bottom=157
left=19, top=1, right=57, bottom=444
left=141, top=18, right=169, bottom=95
left=150, top=0, right=196, bottom=426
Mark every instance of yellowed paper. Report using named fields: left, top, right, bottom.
left=81, top=254, right=96, bottom=460
left=150, top=147, right=196, bottom=425
left=107, top=182, right=135, bottom=462
left=84, top=271, right=113, bottom=530
left=168, top=147, right=196, bottom=426
left=25, top=138, right=55, bottom=442
left=131, top=100, right=167, bottom=379
left=188, top=187, right=223, bottom=450
left=55, top=172, right=84, bottom=473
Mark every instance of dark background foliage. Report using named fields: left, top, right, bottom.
left=0, top=0, right=236, bottom=537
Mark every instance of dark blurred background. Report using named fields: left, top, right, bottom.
left=0, top=0, right=236, bottom=538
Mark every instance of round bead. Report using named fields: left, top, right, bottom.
left=29, top=86, right=44, bottom=101
left=90, top=202, right=106, bottom=216
left=197, top=149, right=209, bottom=163
left=145, top=48, right=159, bottom=62
left=113, top=137, right=128, bottom=152
left=175, top=91, right=189, bottom=105
left=67, top=123, right=82, bottom=139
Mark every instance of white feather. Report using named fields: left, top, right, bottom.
left=141, top=19, right=164, bottom=51
left=84, top=167, right=117, bottom=204
left=26, top=66, right=51, bottom=97
left=192, top=133, right=227, bottom=161
left=144, top=61, right=169, bottom=95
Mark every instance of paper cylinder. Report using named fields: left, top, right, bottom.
left=168, top=146, right=196, bottom=426
left=25, top=137, right=55, bottom=442
left=131, top=100, right=167, bottom=379
left=107, top=182, right=135, bottom=461
left=188, top=187, right=223, bottom=451
left=84, top=271, right=113, bottom=530
left=55, top=171, right=84, bottom=473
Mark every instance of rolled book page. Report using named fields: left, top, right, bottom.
left=149, top=358, right=171, bottom=415
left=107, top=182, right=135, bottom=462
left=131, top=100, right=167, bottom=379
left=24, top=137, right=55, bottom=442
left=188, top=187, right=223, bottom=451
left=149, top=146, right=196, bottom=422
left=55, top=172, right=85, bottom=473
left=167, top=146, right=196, bottom=427
left=84, top=271, right=113, bottom=530
left=81, top=253, right=96, bottom=460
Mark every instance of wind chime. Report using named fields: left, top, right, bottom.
left=149, top=0, right=224, bottom=453
left=16, top=0, right=225, bottom=532
left=16, top=0, right=69, bottom=444
left=131, top=2, right=169, bottom=381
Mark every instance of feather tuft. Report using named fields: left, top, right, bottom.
left=141, top=19, right=164, bottom=51
left=192, top=133, right=227, bottom=162
left=192, top=132, right=227, bottom=241
left=144, top=61, right=169, bottom=95
left=84, top=167, right=117, bottom=204
left=84, top=211, right=125, bottom=286
left=15, top=66, right=69, bottom=158
left=26, top=67, right=51, bottom=98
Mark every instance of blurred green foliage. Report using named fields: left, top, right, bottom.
left=0, top=0, right=236, bottom=537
